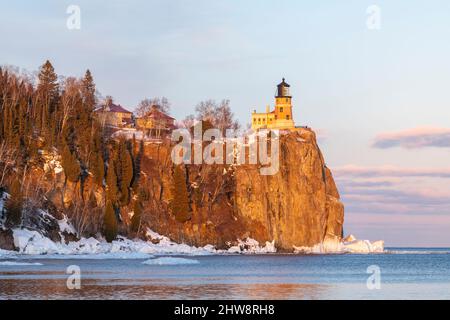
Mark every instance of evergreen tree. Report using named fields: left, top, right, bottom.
left=5, top=178, right=23, bottom=227
left=130, top=198, right=142, bottom=233
left=78, top=70, right=96, bottom=162
left=36, top=60, right=59, bottom=143
left=132, top=139, right=144, bottom=189
left=93, top=152, right=105, bottom=186
left=171, top=165, right=190, bottom=223
left=103, top=200, right=118, bottom=242
left=81, top=70, right=96, bottom=112
left=61, top=142, right=80, bottom=182
left=118, top=140, right=133, bottom=206
left=106, top=157, right=119, bottom=204
left=89, top=128, right=105, bottom=186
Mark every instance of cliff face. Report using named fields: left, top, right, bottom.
left=0, top=129, right=343, bottom=253
left=140, top=129, right=344, bottom=252
left=234, top=130, right=344, bottom=250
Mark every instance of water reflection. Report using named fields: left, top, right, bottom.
left=0, top=279, right=329, bottom=300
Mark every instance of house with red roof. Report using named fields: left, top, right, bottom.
left=135, top=105, right=175, bottom=138
left=95, top=97, right=133, bottom=128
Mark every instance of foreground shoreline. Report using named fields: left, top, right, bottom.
left=0, top=226, right=386, bottom=257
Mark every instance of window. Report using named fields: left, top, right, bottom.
left=275, top=115, right=278, bottom=120
left=280, top=107, right=283, bottom=112
left=253, top=118, right=256, bottom=123
left=285, top=98, right=288, bottom=103
left=286, top=115, right=290, bottom=120
left=263, top=118, right=265, bottom=123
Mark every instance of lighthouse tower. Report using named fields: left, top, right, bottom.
left=273, top=78, right=295, bottom=129
left=251, top=78, right=296, bottom=130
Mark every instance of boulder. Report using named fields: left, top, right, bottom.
left=0, top=229, right=17, bottom=251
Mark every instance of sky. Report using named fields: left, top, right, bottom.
left=1, top=0, right=450, bottom=246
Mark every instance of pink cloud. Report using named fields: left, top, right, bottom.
left=372, top=126, right=450, bottom=149
left=333, top=166, right=450, bottom=217
left=334, top=165, right=450, bottom=178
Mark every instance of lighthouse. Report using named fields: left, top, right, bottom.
left=251, top=78, right=296, bottom=130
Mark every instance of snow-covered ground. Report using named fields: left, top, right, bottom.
left=112, top=128, right=163, bottom=143
left=0, top=227, right=278, bottom=258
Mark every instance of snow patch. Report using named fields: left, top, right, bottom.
left=227, top=239, right=276, bottom=254
left=112, top=129, right=163, bottom=143
left=13, top=229, right=60, bottom=254
left=293, top=235, right=384, bottom=254
left=142, top=257, right=200, bottom=265
left=58, top=216, right=77, bottom=235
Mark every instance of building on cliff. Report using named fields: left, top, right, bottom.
left=251, top=78, right=296, bottom=130
left=95, top=97, right=134, bottom=128
left=135, top=105, right=175, bottom=138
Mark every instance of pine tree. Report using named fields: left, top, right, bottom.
left=131, top=198, right=142, bottom=233
left=93, top=152, right=105, bottom=186
left=5, top=178, right=23, bottom=227
left=171, top=165, right=190, bottom=223
left=89, top=129, right=105, bottom=186
left=36, top=60, right=59, bottom=143
left=106, top=157, right=119, bottom=204
left=132, top=138, right=144, bottom=190
left=118, top=140, right=133, bottom=206
left=78, top=70, right=96, bottom=162
left=103, top=200, right=118, bottom=242
left=61, top=142, right=80, bottom=182
left=81, top=70, right=96, bottom=112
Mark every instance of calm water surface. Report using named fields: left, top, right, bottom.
left=1, top=248, right=449, bottom=299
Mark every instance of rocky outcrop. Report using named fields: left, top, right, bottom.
left=0, top=229, right=16, bottom=251
left=140, top=128, right=344, bottom=252
left=234, top=130, right=344, bottom=250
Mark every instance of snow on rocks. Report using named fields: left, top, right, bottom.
left=42, top=152, right=63, bottom=175
left=13, top=229, right=60, bottom=254
left=342, top=234, right=356, bottom=242
left=293, top=235, right=384, bottom=254
left=226, top=238, right=276, bottom=254
left=6, top=217, right=383, bottom=256
left=9, top=227, right=213, bottom=256
left=57, top=216, right=77, bottom=235
left=5, top=225, right=278, bottom=257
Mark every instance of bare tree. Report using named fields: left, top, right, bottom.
left=180, top=114, right=195, bottom=129
left=195, top=100, right=216, bottom=124
left=0, top=142, right=18, bottom=187
left=136, top=97, right=171, bottom=117
left=194, top=99, right=240, bottom=133
left=60, top=77, right=81, bottom=133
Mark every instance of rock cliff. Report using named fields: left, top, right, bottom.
left=139, top=128, right=344, bottom=251
left=0, top=128, right=344, bottom=253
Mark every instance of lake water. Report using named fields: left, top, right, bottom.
left=1, top=248, right=449, bottom=300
